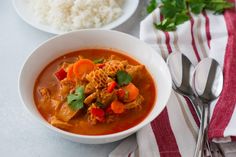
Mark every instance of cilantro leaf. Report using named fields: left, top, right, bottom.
left=67, top=86, right=85, bottom=111
left=116, top=70, right=132, bottom=86
left=189, top=1, right=206, bottom=14
left=93, top=58, right=104, bottom=64
left=205, top=0, right=234, bottom=14
left=147, top=0, right=158, bottom=13
left=149, top=0, right=234, bottom=31
left=175, top=13, right=189, bottom=25
left=160, top=3, right=178, bottom=18
left=69, top=99, right=84, bottom=111
left=67, top=94, right=80, bottom=104
left=154, top=18, right=177, bottom=31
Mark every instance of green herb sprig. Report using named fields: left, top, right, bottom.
left=93, top=58, right=104, bottom=64
left=116, top=70, right=132, bottom=86
left=67, top=86, right=85, bottom=111
left=147, top=0, right=234, bottom=31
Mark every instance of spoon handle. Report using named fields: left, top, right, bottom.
left=194, top=104, right=209, bottom=157
left=188, top=96, right=202, bottom=121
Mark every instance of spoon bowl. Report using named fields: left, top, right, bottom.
left=167, top=52, right=201, bottom=120
left=193, top=58, right=223, bottom=102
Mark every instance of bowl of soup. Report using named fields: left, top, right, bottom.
left=19, top=30, right=172, bottom=144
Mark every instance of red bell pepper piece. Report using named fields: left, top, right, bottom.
left=116, top=88, right=125, bottom=99
left=91, top=108, right=105, bottom=117
left=54, top=68, right=67, bottom=81
left=107, top=81, right=117, bottom=93
left=105, top=106, right=113, bottom=114
left=97, top=63, right=105, bottom=68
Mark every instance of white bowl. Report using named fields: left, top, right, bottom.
left=18, top=30, right=172, bottom=144
left=13, top=0, right=139, bottom=34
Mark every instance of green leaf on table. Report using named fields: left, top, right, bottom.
left=148, top=0, right=234, bottom=31
left=116, top=70, right=132, bottom=86
left=154, top=18, right=177, bottom=31
left=160, top=3, right=178, bottom=18
left=175, top=13, right=190, bottom=25
left=205, top=0, right=234, bottom=14
left=189, top=1, right=206, bottom=14
left=147, top=0, right=158, bottom=13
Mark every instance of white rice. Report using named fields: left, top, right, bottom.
left=29, top=0, right=123, bottom=31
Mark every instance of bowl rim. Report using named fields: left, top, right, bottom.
left=18, top=29, right=172, bottom=139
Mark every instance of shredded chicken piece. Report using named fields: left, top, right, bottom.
left=124, top=95, right=144, bottom=110
left=84, top=82, right=96, bottom=94
left=60, top=62, right=70, bottom=70
left=84, top=92, right=97, bottom=105
left=39, top=88, right=50, bottom=100
left=51, top=99, right=61, bottom=112
left=56, top=102, right=78, bottom=122
left=50, top=116, right=73, bottom=130
left=59, top=79, right=76, bottom=98
left=97, top=89, right=116, bottom=106
left=106, top=114, right=117, bottom=123
left=104, top=60, right=126, bottom=77
left=125, top=65, right=144, bottom=79
left=86, top=69, right=109, bottom=88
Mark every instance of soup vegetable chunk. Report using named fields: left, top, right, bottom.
left=34, top=49, right=156, bottom=135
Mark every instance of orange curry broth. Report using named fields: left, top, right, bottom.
left=34, top=49, right=156, bottom=135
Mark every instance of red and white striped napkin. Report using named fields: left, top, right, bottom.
left=109, top=2, right=236, bottom=157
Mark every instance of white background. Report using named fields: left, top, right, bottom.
left=0, top=1, right=148, bottom=157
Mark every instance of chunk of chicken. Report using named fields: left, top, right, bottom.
left=124, top=95, right=144, bottom=110
left=84, top=92, right=97, bottom=105
left=39, top=88, right=50, bottom=100
left=59, top=79, right=76, bottom=98
left=50, top=116, right=73, bottom=130
left=84, top=82, right=96, bottom=94
left=56, top=102, right=78, bottom=122
left=125, top=65, right=144, bottom=79
left=97, top=89, right=116, bottom=106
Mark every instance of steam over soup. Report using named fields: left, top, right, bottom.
left=34, top=49, right=156, bottom=135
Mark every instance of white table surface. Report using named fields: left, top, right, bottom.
left=0, top=1, right=148, bottom=157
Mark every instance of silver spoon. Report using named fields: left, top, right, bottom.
left=193, top=58, right=224, bottom=157
left=167, top=52, right=201, bottom=120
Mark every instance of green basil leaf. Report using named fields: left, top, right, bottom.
left=93, top=58, right=104, bottom=64
left=116, top=70, right=132, bottom=86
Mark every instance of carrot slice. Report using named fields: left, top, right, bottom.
left=111, top=100, right=125, bottom=114
left=123, top=83, right=139, bottom=102
left=73, top=59, right=95, bottom=79
left=67, top=64, right=75, bottom=81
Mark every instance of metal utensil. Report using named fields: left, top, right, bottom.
left=167, top=52, right=201, bottom=120
left=193, top=58, right=224, bottom=157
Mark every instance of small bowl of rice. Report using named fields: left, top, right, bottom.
left=13, top=0, right=139, bottom=34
